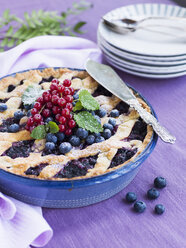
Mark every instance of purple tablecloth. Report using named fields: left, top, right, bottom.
left=1, top=0, right=186, bottom=247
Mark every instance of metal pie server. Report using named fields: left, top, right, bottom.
left=85, top=60, right=176, bottom=144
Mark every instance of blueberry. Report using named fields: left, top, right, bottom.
left=45, top=117, right=54, bottom=123
left=46, top=133, right=57, bottom=144
left=59, top=142, right=72, bottom=154
left=147, top=188, right=160, bottom=199
left=86, top=135, right=95, bottom=145
left=154, top=177, right=167, bottom=189
left=126, top=192, right=137, bottom=203
left=94, top=115, right=101, bottom=124
left=103, top=123, right=113, bottom=131
left=24, top=104, right=33, bottom=110
left=102, top=129, right=112, bottom=139
left=72, top=102, right=76, bottom=106
left=110, top=109, right=119, bottom=117
left=8, top=124, right=19, bottom=133
left=95, top=136, right=105, bottom=143
left=0, top=103, right=7, bottom=112
left=56, top=132, right=65, bottom=142
left=45, top=142, right=55, bottom=151
left=155, top=204, right=165, bottom=215
left=14, top=110, right=24, bottom=120
left=108, top=118, right=116, bottom=126
left=76, top=128, right=88, bottom=139
left=69, top=135, right=81, bottom=146
left=93, top=132, right=101, bottom=137
left=134, top=201, right=146, bottom=213
left=97, top=108, right=107, bottom=118
left=91, top=111, right=95, bottom=116
left=27, top=110, right=32, bottom=117
left=73, top=93, right=79, bottom=100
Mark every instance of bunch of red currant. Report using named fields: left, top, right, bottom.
left=26, top=78, right=76, bottom=135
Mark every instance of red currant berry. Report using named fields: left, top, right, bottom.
left=51, top=90, right=59, bottom=96
left=25, top=124, right=30, bottom=131
left=66, top=103, right=73, bottom=111
left=68, top=119, right=76, bottom=129
left=42, top=91, right=49, bottom=97
left=63, top=88, right=71, bottom=96
left=57, top=98, right=66, bottom=107
left=51, top=95, right=59, bottom=105
left=50, top=83, right=58, bottom=91
left=61, top=108, right=70, bottom=118
left=34, top=102, right=42, bottom=110
left=27, top=117, right=34, bottom=126
left=59, top=116, right=66, bottom=124
left=65, top=128, right=72, bottom=136
left=40, top=121, right=45, bottom=126
left=43, top=92, right=52, bottom=102
left=31, top=108, right=38, bottom=116
left=46, top=102, right=53, bottom=109
left=30, top=125, right=37, bottom=132
left=52, top=106, right=61, bottom=115
left=59, top=124, right=65, bottom=132
left=65, top=95, right=73, bottom=103
left=52, top=78, right=59, bottom=84
left=37, top=96, right=44, bottom=104
left=42, top=109, right=51, bottom=118
left=63, top=79, right=71, bottom=87
left=33, top=114, right=42, bottom=123
left=55, top=114, right=61, bottom=121
left=68, top=113, right=73, bottom=119
left=69, top=87, right=75, bottom=95
left=57, top=85, right=65, bottom=93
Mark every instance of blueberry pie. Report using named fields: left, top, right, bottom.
left=0, top=68, right=153, bottom=180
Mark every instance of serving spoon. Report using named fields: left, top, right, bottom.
left=102, top=16, right=186, bottom=34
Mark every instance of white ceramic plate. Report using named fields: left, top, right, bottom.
left=99, top=41, right=186, bottom=73
left=98, top=33, right=186, bottom=65
left=99, top=4, right=186, bottom=57
left=105, top=56, right=186, bottom=79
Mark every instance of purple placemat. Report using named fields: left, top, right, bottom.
left=1, top=0, right=186, bottom=247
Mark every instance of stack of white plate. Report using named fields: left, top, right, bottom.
left=97, top=4, right=186, bottom=78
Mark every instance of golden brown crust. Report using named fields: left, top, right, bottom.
left=0, top=68, right=153, bottom=180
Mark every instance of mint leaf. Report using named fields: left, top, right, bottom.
left=74, top=111, right=103, bottom=133
left=73, top=101, right=83, bottom=111
left=31, top=125, right=46, bottom=139
left=48, top=121, right=59, bottom=133
left=22, top=85, right=44, bottom=105
left=79, top=89, right=100, bottom=111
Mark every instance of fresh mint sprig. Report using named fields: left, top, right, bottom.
left=31, top=121, right=59, bottom=140
left=74, top=111, right=103, bottom=133
left=22, top=85, right=44, bottom=105
left=0, top=1, right=92, bottom=51
left=73, top=89, right=100, bottom=111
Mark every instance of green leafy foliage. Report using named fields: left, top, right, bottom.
left=79, top=89, right=100, bottom=110
left=0, top=0, right=92, bottom=51
left=74, top=111, right=103, bottom=133
left=47, top=121, right=59, bottom=133
left=73, top=101, right=83, bottom=111
left=31, top=125, right=46, bottom=139
left=31, top=121, right=59, bottom=140
left=22, top=85, right=44, bottom=105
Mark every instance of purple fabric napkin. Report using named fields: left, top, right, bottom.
left=0, top=35, right=102, bottom=247
left=0, top=35, right=102, bottom=77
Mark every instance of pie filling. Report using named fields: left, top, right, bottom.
left=0, top=68, right=153, bottom=180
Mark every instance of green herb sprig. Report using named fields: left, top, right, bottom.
left=31, top=121, right=59, bottom=140
left=73, top=89, right=103, bottom=133
left=0, top=0, right=92, bottom=51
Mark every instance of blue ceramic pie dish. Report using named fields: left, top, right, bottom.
left=0, top=68, right=158, bottom=208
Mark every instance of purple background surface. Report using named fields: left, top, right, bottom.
left=1, top=0, right=186, bottom=248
